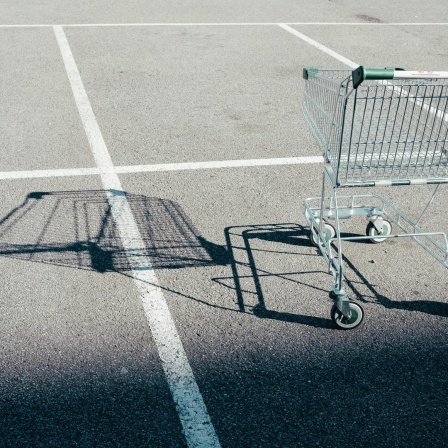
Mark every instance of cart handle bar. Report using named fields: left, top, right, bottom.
left=353, top=66, right=448, bottom=88
left=302, top=67, right=448, bottom=89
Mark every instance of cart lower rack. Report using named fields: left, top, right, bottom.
left=302, top=66, right=448, bottom=329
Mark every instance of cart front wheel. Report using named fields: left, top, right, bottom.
left=310, top=220, right=336, bottom=247
left=331, top=302, right=364, bottom=330
left=366, top=220, right=392, bottom=244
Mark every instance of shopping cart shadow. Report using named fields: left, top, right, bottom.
left=341, top=254, right=448, bottom=317
left=0, top=190, right=229, bottom=274
left=218, top=223, right=448, bottom=325
left=216, top=223, right=336, bottom=328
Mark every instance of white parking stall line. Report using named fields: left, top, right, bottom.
left=278, top=24, right=358, bottom=68
left=0, top=156, right=324, bottom=180
left=278, top=24, right=448, bottom=126
left=1, top=22, right=448, bottom=28
left=53, top=25, right=221, bottom=448
left=0, top=167, right=100, bottom=180
left=114, top=156, right=323, bottom=173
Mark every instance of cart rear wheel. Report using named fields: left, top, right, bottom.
left=310, top=220, right=336, bottom=247
left=366, top=220, right=392, bottom=244
left=331, top=302, right=364, bottom=330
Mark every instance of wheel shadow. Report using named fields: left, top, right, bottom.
left=217, top=223, right=335, bottom=329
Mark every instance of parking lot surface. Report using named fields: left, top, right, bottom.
left=0, top=2, right=447, bottom=447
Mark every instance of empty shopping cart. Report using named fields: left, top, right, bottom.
left=303, top=66, right=448, bottom=329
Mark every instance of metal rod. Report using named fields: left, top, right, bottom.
left=415, top=184, right=441, bottom=226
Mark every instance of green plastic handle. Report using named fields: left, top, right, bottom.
left=303, top=68, right=318, bottom=79
left=352, top=66, right=405, bottom=88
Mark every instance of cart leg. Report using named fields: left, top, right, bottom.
left=327, top=186, right=365, bottom=329
left=330, top=290, right=351, bottom=317
left=331, top=185, right=345, bottom=294
left=318, top=170, right=326, bottom=235
left=318, top=169, right=350, bottom=310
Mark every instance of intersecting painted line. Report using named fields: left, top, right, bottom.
left=53, top=25, right=221, bottom=448
left=0, top=156, right=324, bottom=180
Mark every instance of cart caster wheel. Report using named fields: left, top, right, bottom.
left=366, top=219, right=392, bottom=244
left=331, top=302, right=364, bottom=330
left=310, top=220, right=336, bottom=247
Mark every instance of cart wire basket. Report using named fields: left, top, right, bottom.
left=303, top=66, right=448, bottom=329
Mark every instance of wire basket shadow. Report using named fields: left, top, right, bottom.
left=0, top=190, right=228, bottom=273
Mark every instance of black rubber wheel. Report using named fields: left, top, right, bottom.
left=331, top=301, right=364, bottom=330
left=366, top=219, right=392, bottom=244
left=310, top=220, right=336, bottom=247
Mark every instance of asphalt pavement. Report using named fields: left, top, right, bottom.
left=0, top=2, right=447, bottom=447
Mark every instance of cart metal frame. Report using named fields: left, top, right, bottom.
left=302, top=66, right=448, bottom=329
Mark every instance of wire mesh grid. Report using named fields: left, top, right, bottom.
left=303, top=70, right=448, bottom=185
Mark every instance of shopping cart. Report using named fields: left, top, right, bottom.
left=302, top=66, right=448, bottom=329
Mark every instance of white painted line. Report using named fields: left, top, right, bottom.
left=278, top=24, right=358, bottom=68
left=0, top=24, right=53, bottom=27
left=280, top=24, right=448, bottom=122
left=60, top=22, right=448, bottom=27
left=285, top=23, right=448, bottom=26
left=1, top=22, right=448, bottom=28
left=0, top=157, right=324, bottom=180
left=53, top=25, right=221, bottom=448
left=0, top=167, right=100, bottom=180
left=65, top=22, right=279, bottom=27
left=114, top=156, right=324, bottom=174
left=0, top=22, right=276, bottom=28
